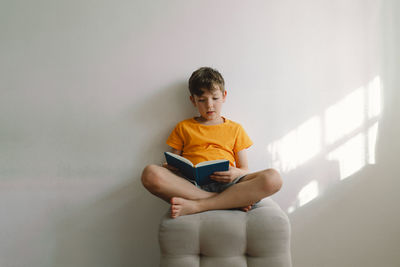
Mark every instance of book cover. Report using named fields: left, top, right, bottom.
left=164, top=152, right=229, bottom=186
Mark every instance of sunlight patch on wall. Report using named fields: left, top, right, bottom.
left=368, top=76, right=382, bottom=118
left=298, top=180, right=319, bottom=207
left=288, top=180, right=319, bottom=213
left=368, top=122, right=379, bottom=164
left=366, top=76, right=381, bottom=164
left=267, top=76, right=382, bottom=213
left=327, top=133, right=365, bottom=180
left=324, top=76, right=382, bottom=180
left=325, top=87, right=364, bottom=145
left=267, top=116, right=321, bottom=173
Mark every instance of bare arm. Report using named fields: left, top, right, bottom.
left=235, top=149, right=250, bottom=174
left=210, top=149, right=250, bottom=183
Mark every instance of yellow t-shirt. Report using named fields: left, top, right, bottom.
left=166, top=117, right=253, bottom=166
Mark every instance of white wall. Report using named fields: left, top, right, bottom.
left=1, top=0, right=398, bottom=266
left=289, top=1, right=400, bottom=266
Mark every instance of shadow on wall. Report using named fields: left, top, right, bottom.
left=127, top=81, right=194, bottom=165
left=52, top=82, right=195, bottom=266
left=270, top=76, right=382, bottom=213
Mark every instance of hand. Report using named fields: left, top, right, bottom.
left=162, top=162, right=179, bottom=173
left=210, top=166, right=244, bottom=183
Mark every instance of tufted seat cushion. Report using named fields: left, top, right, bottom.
left=158, top=198, right=292, bottom=267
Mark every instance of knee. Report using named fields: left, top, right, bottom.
left=141, top=164, right=163, bottom=192
left=259, top=168, right=283, bottom=194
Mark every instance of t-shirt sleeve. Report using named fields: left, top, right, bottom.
left=166, top=123, right=184, bottom=151
left=233, top=124, right=253, bottom=152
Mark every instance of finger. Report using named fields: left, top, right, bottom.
left=162, top=163, right=174, bottom=168
left=164, top=165, right=179, bottom=172
left=165, top=164, right=177, bottom=170
left=210, top=175, right=221, bottom=181
left=210, top=175, right=225, bottom=181
left=213, top=174, right=232, bottom=179
left=213, top=171, right=230, bottom=175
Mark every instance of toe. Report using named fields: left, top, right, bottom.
left=171, top=197, right=185, bottom=205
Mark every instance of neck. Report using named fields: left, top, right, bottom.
left=195, top=116, right=224, bottom=125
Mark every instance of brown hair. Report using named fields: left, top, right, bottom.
left=188, top=67, right=225, bottom=96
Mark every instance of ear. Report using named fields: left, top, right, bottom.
left=222, top=90, right=227, bottom=102
left=189, top=95, right=197, bottom=107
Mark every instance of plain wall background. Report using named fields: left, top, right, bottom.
left=1, top=0, right=398, bottom=266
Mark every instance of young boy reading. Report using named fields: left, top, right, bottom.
left=141, top=67, right=282, bottom=218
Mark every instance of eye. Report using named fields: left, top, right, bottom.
left=198, top=99, right=205, bottom=102
left=213, top=98, right=219, bottom=100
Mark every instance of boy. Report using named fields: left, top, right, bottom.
left=141, top=67, right=282, bottom=218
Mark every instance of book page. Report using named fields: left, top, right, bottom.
left=195, top=159, right=229, bottom=168
left=165, top=152, right=194, bottom=167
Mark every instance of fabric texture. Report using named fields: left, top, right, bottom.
left=166, top=117, right=253, bottom=166
left=187, top=174, right=246, bottom=193
left=158, top=198, right=292, bottom=267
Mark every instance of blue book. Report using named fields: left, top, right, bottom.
left=164, top=152, right=229, bottom=186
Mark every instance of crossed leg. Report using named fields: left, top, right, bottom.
left=169, top=169, right=282, bottom=218
left=141, top=165, right=282, bottom=218
left=141, top=164, right=217, bottom=202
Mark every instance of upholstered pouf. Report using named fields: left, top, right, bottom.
left=158, top=198, right=292, bottom=267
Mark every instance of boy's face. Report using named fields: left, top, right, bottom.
left=190, top=88, right=227, bottom=123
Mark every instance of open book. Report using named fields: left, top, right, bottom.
left=164, top=152, right=229, bottom=186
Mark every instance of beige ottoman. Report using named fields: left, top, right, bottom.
left=158, top=198, right=292, bottom=267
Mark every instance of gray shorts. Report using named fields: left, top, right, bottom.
left=186, top=175, right=246, bottom=193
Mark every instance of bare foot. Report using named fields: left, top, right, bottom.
left=170, top=197, right=201, bottom=218
left=241, top=205, right=252, bottom=212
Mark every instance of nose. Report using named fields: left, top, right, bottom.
left=206, top=99, right=213, bottom=108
